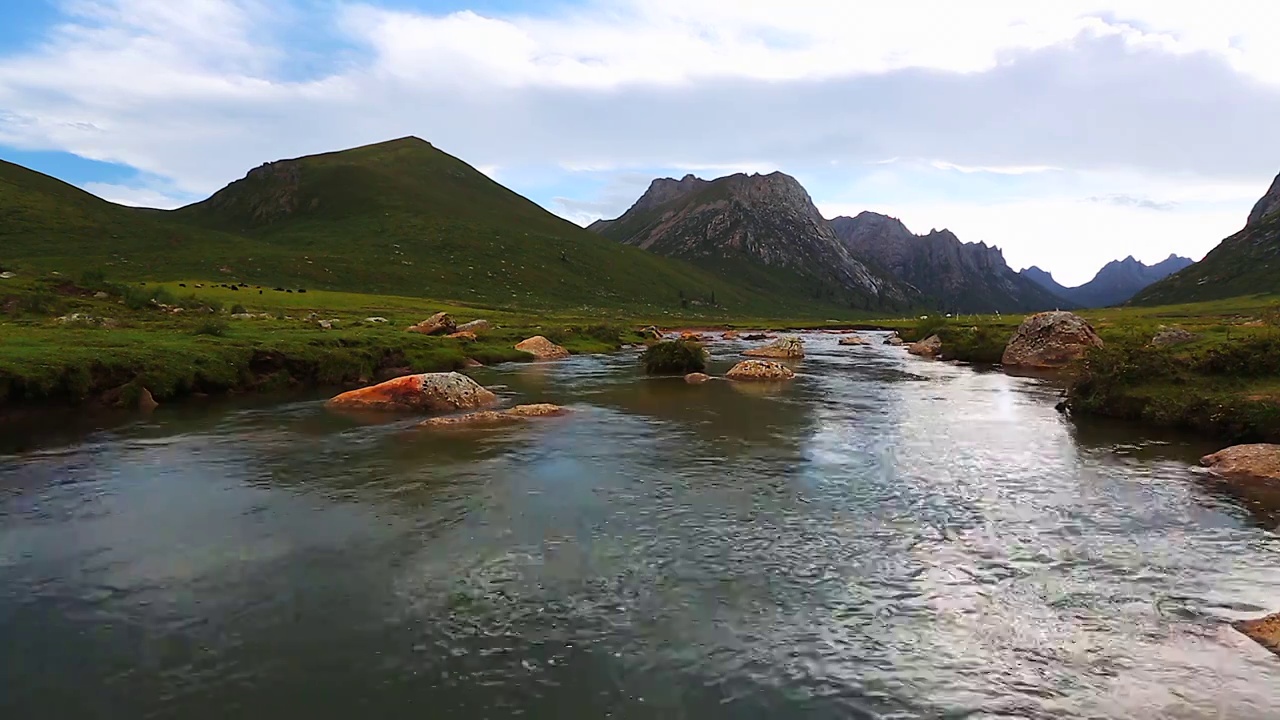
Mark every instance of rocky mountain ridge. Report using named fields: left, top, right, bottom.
left=591, top=172, right=916, bottom=309
left=830, top=211, right=1066, bottom=313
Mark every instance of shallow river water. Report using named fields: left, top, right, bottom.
left=2, top=333, right=1279, bottom=718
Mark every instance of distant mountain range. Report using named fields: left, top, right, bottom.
left=830, top=212, right=1065, bottom=313
left=1021, top=255, right=1194, bottom=308
left=589, top=172, right=916, bottom=310
left=1132, top=171, right=1280, bottom=305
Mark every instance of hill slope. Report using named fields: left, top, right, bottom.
left=1023, top=255, right=1193, bottom=307
left=1133, top=171, right=1280, bottom=305
left=2, top=139, right=835, bottom=314
left=0, top=159, right=256, bottom=273
left=831, top=211, right=1063, bottom=313
left=592, top=173, right=915, bottom=310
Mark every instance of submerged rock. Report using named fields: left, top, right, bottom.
left=684, top=372, right=712, bottom=384
left=515, top=335, right=570, bottom=360
left=680, top=331, right=706, bottom=342
left=325, top=372, right=498, bottom=413
left=744, top=337, right=804, bottom=359
left=907, top=334, right=942, bottom=358
left=838, top=335, right=867, bottom=346
left=884, top=335, right=905, bottom=346
left=726, top=360, right=796, bottom=381
left=456, top=319, right=491, bottom=334
left=406, top=312, right=456, bottom=336
left=721, top=330, right=741, bottom=340
left=419, top=403, right=568, bottom=428
left=1001, top=311, right=1103, bottom=369
left=1235, top=612, right=1280, bottom=657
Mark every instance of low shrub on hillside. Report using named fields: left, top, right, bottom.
left=192, top=318, right=229, bottom=337
left=641, top=340, right=706, bottom=375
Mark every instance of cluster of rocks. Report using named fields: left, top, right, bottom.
left=325, top=372, right=569, bottom=430
left=1200, top=444, right=1280, bottom=657
left=55, top=313, right=118, bottom=328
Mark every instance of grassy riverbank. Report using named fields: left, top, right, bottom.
left=0, top=272, right=864, bottom=409
left=880, top=295, right=1280, bottom=443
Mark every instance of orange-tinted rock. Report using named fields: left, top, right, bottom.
left=325, top=372, right=498, bottom=413
left=684, top=372, right=712, bottom=384
left=721, top=330, right=741, bottom=340
left=1236, top=612, right=1280, bottom=657
left=462, top=358, right=484, bottom=368
left=838, top=336, right=867, bottom=346
left=447, top=331, right=478, bottom=341
left=515, top=335, right=570, bottom=360
left=406, top=312, right=456, bottom=336
left=680, top=331, right=706, bottom=342
left=726, top=360, right=796, bottom=381
left=419, top=403, right=568, bottom=428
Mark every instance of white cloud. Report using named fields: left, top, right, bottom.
left=81, top=181, right=189, bottom=209
left=1, top=0, right=1279, bottom=284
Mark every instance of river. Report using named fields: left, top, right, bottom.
left=2, top=332, right=1279, bottom=718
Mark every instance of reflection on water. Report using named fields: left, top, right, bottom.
left=2, top=333, right=1279, bottom=719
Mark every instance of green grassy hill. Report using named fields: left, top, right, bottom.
left=2, top=138, right=854, bottom=316
left=0, top=159, right=259, bottom=274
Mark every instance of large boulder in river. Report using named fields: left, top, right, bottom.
left=726, top=360, right=796, bottom=381
left=884, top=334, right=905, bottom=346
left=1200, top=444, right=1280, bottom=518
left=326, top=372, right=498, bottom=413
left=744, top=337, right=804, bottom=359
left=1201, top=445, right=1280, bottom=489
left=1001, top=311, right=1103, bottom=369
left=419, top=403, right=568, bottom=428
left=907, top=334, right=942, bottom=358
left=515, top=335, right=570, bottom=360
left=1236, top=612, right=1280, bottom=657
left=406, top=312, right=456, bottom=336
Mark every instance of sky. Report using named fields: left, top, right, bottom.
left=2, top=1, right=1279, bottom=285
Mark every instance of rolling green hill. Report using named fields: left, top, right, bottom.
left=1132, top=172, right=1280, bottom=305
left=1, top=138, right=854, bottom=315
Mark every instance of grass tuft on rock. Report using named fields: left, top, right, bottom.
left=641, top=340, right=707, bottom=375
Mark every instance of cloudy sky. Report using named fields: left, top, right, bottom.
left=3, top=0, right=1279, bottom=285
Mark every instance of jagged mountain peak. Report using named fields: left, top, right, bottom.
left=591, top=172, right=915, bottom=309
left=1023, top=254, right=1194, bottom=307
left=833, top=211, right=1061, bottom=313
